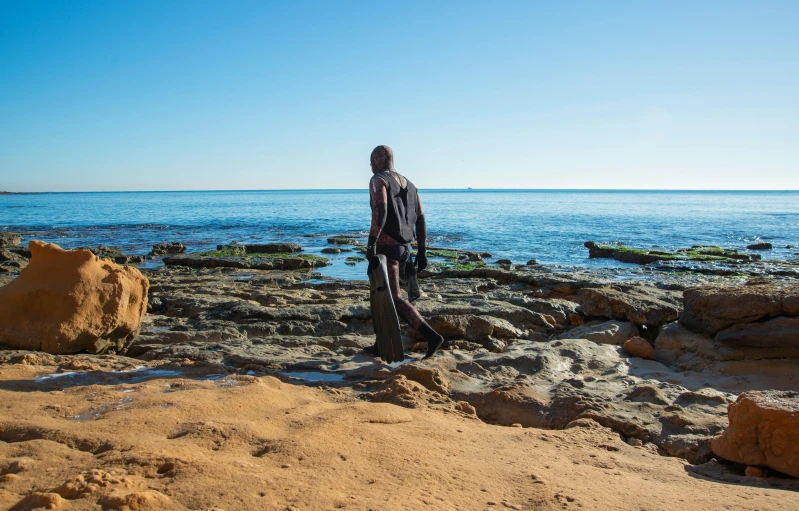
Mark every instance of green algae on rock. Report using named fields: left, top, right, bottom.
left=327, top=237, right=362, bottom=246
left=164, top=249, right=329, bottom=270
left=584, top=241, right=761, bottom=265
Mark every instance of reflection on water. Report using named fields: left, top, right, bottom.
left=282, top=371, right=346, bottom=382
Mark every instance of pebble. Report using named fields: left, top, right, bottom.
left=745, top=466, right=768, bottom=478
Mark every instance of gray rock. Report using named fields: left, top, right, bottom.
left=0, top=232, right=22, bottom=248
left=244, top=243, right=303, bottom=254
left=715, top=316, right=799, bottom=359
left=0, top=249, right=26, bottom=263
left=680, top=281, right=799, bottom=335
left=114, top=255, right=146, bottom=264
left=150, top=242, right=186, bottom=256
left=577, top=285, right=681, bottom=327
left=557, top=320, right=639, bottom=345
left=654, top=322, right=717, bottom=364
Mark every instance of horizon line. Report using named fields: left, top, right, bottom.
left=3, top=187, right=799, bottom=194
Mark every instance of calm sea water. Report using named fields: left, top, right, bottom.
left=2, top=190, right=798, bottom=279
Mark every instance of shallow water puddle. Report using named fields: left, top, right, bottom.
left=34, top=372, right=80, bottom=383
left=195, top=374, right=226, bottom=381
left=388, top=358, right=415, bottom=369
left=121, top=366, right=184, bottom=382
left=282, top=371, right=346, bottom=383
left=71, top=397, right=133, bottom=421
left=35, top=366, right=209, bottom=388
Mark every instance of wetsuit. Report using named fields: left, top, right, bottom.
left=367, top=168, right=444, bottom=358
left=369, top=171, right=425, bottom=330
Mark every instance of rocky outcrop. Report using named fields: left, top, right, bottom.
left=0, top=247, right=30, bottom=277
left=584, top=241, right=759, bottom=264
left=656, top=316, right=799, bottom=363
left=0, top=249, right=27, bottom=264
left=577, top=285, right=681, bottom=327
left=0, top=241, right=149, bottom=354
left=243, top=243, right=302, bottom=253
left=163, top=254, right=328, bottom=270
left=149, top=242, right=186, bottom=256
left=654, top=322, right=719, bottom=364
left=216, top=243, right=303, bottom=254
left=680, top=280, right=799, bottom=335
left=327, top=237, right=361, bottom=246
left=711, top=391, right=799, bottom=478
left=0, top=232, right=22, bottom=248
left=714, top=317, right=799, bottom=359
left=114, top=255, right=146, bottom=265
left=557, top=320, right=638, bottom=345
left=747, top=242, right=772, bottom=250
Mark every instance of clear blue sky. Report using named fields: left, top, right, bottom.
left=1, top=1, right=797, bottom=191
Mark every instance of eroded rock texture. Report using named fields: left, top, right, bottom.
left=124, top=264, right=777, bottom=464
left=680, top=281, right=799, bottom=335
left=0, top=241, right=149, bottom=354
left=711, top=391, right=799, bottom=478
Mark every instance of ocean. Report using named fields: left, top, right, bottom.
left=2, top=190, right=798, bottom=279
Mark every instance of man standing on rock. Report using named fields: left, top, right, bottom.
left=365, top=145, right=445, bottom=360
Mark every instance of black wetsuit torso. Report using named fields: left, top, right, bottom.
left=371, top=171, right=418, bottom=245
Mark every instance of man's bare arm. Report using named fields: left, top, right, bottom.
left=415, top=194, right=428, bottom=270
left=368, top=177, right=388, bottom=256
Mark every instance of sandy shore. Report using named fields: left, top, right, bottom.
left=0, top=358, right=797, bottom=511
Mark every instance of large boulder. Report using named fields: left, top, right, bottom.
left=711, top=391, right=799, bottom=478
left=0, top=241, right=149, bottom=354
left=680, top=281, right=799, bottom=335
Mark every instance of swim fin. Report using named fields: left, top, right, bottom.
left=368, top=254, right=404, bottom=363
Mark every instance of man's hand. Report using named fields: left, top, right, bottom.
left=366, top=236, right=378, bottom=274
left=416, top=249, right=428, bottom=271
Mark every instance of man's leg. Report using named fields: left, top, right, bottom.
left=385, top=258, right=444, bottom=359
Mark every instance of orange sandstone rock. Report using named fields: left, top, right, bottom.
left=624, top=336, right=656, bottom=360
left=0, top=241, right=148, bottom=354
left=711, top=391, right=799, bottom=478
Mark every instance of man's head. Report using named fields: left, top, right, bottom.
left=370, top=145, right=394, bottom=173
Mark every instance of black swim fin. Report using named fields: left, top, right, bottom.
left=368, top=254, right=404, bottom=363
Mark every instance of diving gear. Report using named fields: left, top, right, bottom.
left=418, top=322, right=444, bottom=359
left=370, top=171, right=418, bottom=244
left=368, top=254, right=404, bottom=363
